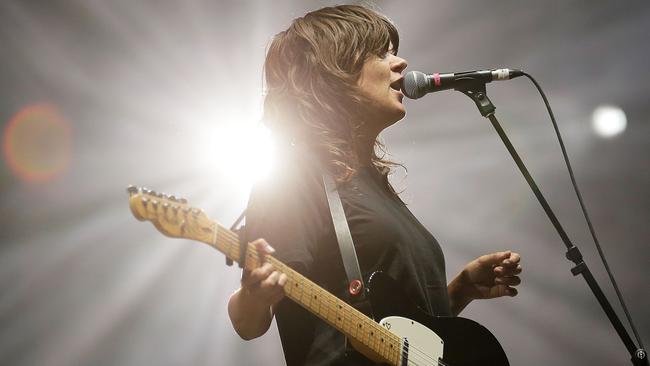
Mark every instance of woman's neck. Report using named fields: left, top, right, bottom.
left=356, top=131, right=379, bottom=167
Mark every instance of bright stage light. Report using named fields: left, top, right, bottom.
left=591, top=105, right=627, bottom=138
left=195, top=118, right=275, bottom=194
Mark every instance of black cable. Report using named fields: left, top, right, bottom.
left=522, top=72, right=645, bottom=351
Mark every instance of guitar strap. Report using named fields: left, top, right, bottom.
left=321, top=173, right=367, bottom=303
left=322, top=173, right=374, bottom=359
left=231, top=149, right=370, bottom=358
left=230, top=144, right=367, bottom=305
left=229, top=173, right=368, bottom=303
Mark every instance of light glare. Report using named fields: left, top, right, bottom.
left=197, top=121, right=275, bottom=193
left=591, top=105, right=627, bottom=138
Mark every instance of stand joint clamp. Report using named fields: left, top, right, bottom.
left=566, top=245, right=586, bottom=276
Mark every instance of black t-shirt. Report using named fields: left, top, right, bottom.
left=246, top=154, right=451, bottom=366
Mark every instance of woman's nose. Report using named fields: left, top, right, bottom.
left=392, top=56, right=408, bottom=74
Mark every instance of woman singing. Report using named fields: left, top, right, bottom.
left=228, top=5, right=522, bottom=365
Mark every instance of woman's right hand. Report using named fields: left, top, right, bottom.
left=228, top=238, right=287, bottom=340
left=240, top=239, right=288, bottom=307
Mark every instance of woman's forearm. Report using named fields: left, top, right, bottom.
left=228, top=288, right=274, bottom=340
left=447, top=271, right=473, bottom=316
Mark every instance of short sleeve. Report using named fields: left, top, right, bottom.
left=245, top=157, right=330, bottom=276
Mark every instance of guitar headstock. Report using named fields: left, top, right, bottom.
left=127, top=185, right=214, bottom=243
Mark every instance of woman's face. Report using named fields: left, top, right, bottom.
left=357, top=44, right=408, bottom=133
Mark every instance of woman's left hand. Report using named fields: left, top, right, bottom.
left=448, top=251, right=522, bottom=315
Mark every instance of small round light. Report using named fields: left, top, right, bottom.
left=591, top=105, right=627, bottom=138
left=3, top=103, right=72, bottom=183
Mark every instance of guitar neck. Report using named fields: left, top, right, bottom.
left=203, top=222, right=402, bottom=365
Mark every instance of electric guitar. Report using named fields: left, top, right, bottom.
left=127, top=186, right=509, bottom=366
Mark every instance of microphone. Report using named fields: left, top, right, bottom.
left=401, top=69, right=524, bottom=99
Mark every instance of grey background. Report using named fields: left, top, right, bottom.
left=0, top=1, right=648, bottom=365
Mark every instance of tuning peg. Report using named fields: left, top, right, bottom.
left=162, top=202, right=169, bottom=211
left=182, top=207, right=191, bottom=214
left=127, top=185, right=138, bottom=195
left=141, top=197, right=149, bottom=206
left=168, top=195, right=177, bottom=202
left=151, top=200, right=159, bottom=208
left=178, top=198, right=188, bottom=204
left=172, top=205, right=180, bottom=213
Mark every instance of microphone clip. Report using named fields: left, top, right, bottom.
left=455, top=81, right=496, bottom=118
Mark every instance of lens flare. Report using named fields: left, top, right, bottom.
left=3, top=104, right=72, bottom=183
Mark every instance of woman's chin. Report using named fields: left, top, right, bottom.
left=392, top=105, right=407, bottom=121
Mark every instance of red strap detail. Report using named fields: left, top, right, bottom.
left=348, top=279, right=363, bottom=296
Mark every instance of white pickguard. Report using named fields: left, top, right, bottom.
left=379, top=316, right=444, bottom=365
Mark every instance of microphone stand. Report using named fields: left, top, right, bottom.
left=454, top=80, right=648, bottom=366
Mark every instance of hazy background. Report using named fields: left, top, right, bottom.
left=1, top=1, right=648, bottom=365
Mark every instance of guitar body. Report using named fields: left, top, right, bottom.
left=367, top=271, right=510, bottom=366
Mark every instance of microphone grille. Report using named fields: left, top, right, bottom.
left=402, top=71, right=428, bottom=99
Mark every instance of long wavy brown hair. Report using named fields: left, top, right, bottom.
left=263, top=5, right=401, bottom=182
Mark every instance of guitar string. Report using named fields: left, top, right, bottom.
left=279, top=262, right=451, bottom=366
left=218, top=229, right=404, bottom=360
left=217, top=229, right=448, bottom=366
left=217, top=228, right=450, bottom=366
left=272, top=270, right=445, bottom=364
left=218, top=228, right=446, bottom=366
left=268, top=255, right=403, bottom=362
